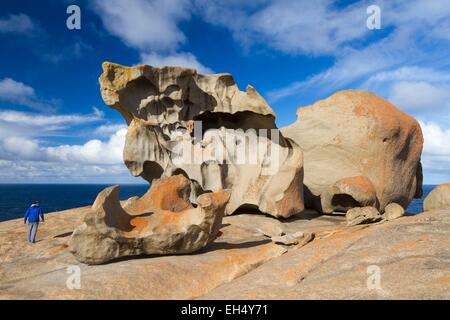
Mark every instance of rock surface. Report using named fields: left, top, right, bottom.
left=1, top=207, right=448, bottom=299
left=281, top=90, right=423, bottom=213
left=69, top=175, right=230, bottom=264
left=202, top=208, right=450, bottom=299
left=99, top=62, right=304, bottom=218
left=424, top=183, right=450, bottom=211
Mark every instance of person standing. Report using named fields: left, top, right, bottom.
left=24, top=201, right=45, bottom=243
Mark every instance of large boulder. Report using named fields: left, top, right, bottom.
left=69, top=175, right=230, bottom=265
left=99, top=62, right=304, bottom=218
left=281, top=90, right=423, bottom=213
left=424, top=183, right=450, bottom=211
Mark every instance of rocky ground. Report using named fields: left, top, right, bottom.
left=0, top=206, right=449, bottom=299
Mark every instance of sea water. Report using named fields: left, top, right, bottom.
left=0, top=184, right=436, bottom=222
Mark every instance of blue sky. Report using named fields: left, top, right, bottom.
left=0, top=0, right=449, bottom=184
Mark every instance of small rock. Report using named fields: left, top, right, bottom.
left=383, top=203, right=405, bottom=221
left=346, top=206, right=382, bottom=226
left=272, top=231, right=304, bottom=245
left=295, top=232, right=315, bottom=249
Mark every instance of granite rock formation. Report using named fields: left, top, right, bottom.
left=69, top=175, right=230, bottom=265
left=99, top=62, right=304, bottom=218
left=282, top=90, right=423, bottom=213
left=424, top=183, right=450, bottom=211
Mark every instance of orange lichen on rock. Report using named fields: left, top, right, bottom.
left=128, top=217, right=149, bottom=233
left=338, top=176, right=376, bottom=194
left=126, top=175, right=193, bottom=215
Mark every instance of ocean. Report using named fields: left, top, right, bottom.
left=0, top=184, right=149, bottom=222
left=0, top=184, right=436, bottom=222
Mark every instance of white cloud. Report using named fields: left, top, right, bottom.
left=93, top=0, right=190, bottom=51
left=0, top=13, right=34, bottom=34
left=0, top=78, right=34, bottom=100
left=0, top=114, right=125, bottom=165
left=197, top=0, right=450, bottom=57
left=382, top=0, right=450, bottom=26
left=0, top=109, right=104, bottom=129
left=0, top=107, right=136, bottom=183
left=360, top=67, right=450, bottom=116
left=0, top=78, right=57, bottom=112
left=0, top=159, right=134, bottom=184
left=419, top=120, right=450, bottom=184
left=45, top=128, right=127, bottom=165
left=140, top=52, right=213, bottom=73
left=267, top=26, right=418, bottom=102
left=362, top=66, right=450, bottom=87
left=195, top=0, right=372, bottom=55
left=1, top=137, right=41, bottom=160
left=93, top=0, right=212, bottom=72
left=94, top=123, right=128, bottom=136
left=389, top=81, right=450, bottom=112
left=244, top=0, right=368, bottom=55
left=263, top=0, right=450, bottom=102
left=0, top=127, right=131, bottom=183
left=420, top=121, right=450, bottom=156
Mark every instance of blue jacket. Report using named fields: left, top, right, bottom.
left=24, top=205, right=44, bottom=223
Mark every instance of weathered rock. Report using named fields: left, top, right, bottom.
left=272, top=231, right=304, bottom=245
left=424, top=183, right=450, bottom=211
left=99, top=62, right=304, bottom=218
left=281, top=90, right=423, bottom=213
left=69, top=175, right=230, bottom=265
left=384, top=202, right=405, bottom=221
left=321, top=176, right=377, bottom=213
left=346, top=206, right=382, bottom=226
left=272, top=231, right=315, bottom=247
